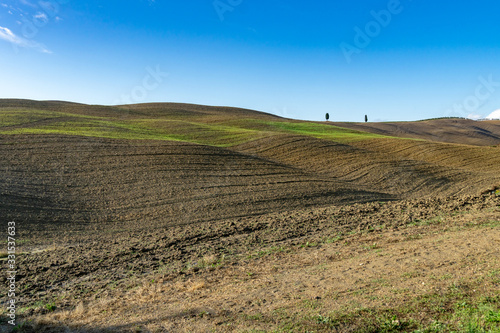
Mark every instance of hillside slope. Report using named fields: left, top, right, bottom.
left=2, top=100, right=500, bottom=332
left=235, top=135, right=500, bottom=198
left=1, top=134, right=389, bottom=235
left=2, top=99, right=500, bottom=230
left=329, top=118, right=500, bottom=146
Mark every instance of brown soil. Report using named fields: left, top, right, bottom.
left=1, top=101, right=500, bottom=332
left=329, top=118, right=500, bottom=146
left=234, top=135, right=500, bottom=198
left=1, top=134, right=390, bottom=235
left=5, top=194, right=500, bottom=332
left=0, top=99, right=283, bottom=121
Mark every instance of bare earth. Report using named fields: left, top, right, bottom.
left=329, top=119, right=500, bottom=147
left=0, top=100, right=499, bottom=332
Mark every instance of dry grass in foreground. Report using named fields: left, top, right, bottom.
left=11, top=205, right=500, bottom=333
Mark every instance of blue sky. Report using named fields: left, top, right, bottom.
left=1, top=0, right=500, bottom=121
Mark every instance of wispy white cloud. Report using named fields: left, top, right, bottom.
left=0, top=25, right=51, bottom=53
left=34, top=12, right=48, bottom=21
left=19, top=0, right=37, bottom=8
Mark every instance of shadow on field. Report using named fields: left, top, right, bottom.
left=1, top=309, right=207, bottom=333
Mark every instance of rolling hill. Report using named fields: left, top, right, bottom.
left=2, top=99, right=500, bottom=231
left=1, top=99, right=500, bottom=332
left=329, top=118, right=500, bottom=146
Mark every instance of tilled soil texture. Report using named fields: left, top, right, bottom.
left=1, top=134, right=389, bottom=238
left=329, top=118, right=500, bottom=146
left=90, top=207, right=499, bottom=333
left=1, top=100, right=500, bottom=331
left=4, top=194, right=500, bottom=332
left=234, top=135, right=500, bottom=198
left=3, top=131, right=500, bottom=241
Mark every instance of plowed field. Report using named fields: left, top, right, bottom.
left=0, top=100, right=499, bottom=332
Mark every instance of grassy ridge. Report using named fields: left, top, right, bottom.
left=0, top=109, right=68, bottom=126
left=252, top=120, right=390, bottom=142
left=0, top=108, right=392, bottom=146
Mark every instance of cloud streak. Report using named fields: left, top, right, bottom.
left=0, top=25, right=51, bottom=53
left=19, top=0, right=37, bottom=8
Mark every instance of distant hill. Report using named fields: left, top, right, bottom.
left=3, top=99, right=500, bottom=146
left=329, top=118, right=500, bottom=147
left=1, top=99, right=500, bottom=229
